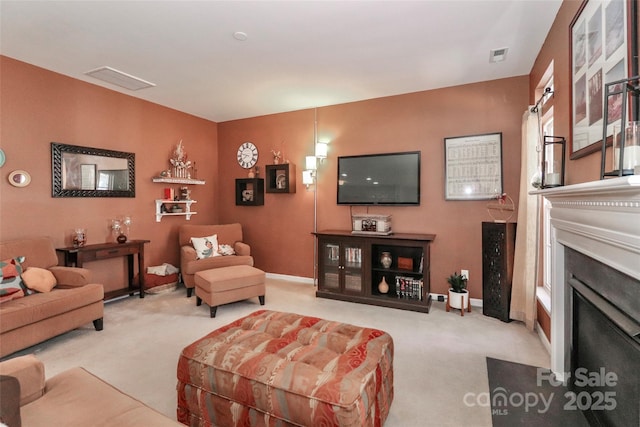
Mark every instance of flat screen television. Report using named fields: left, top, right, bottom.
left=337, top=151, right=420, bottom=205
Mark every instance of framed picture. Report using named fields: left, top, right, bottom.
left=444, top=132, right=502, bottom=200
left=570, top=0, right=638, bottom=159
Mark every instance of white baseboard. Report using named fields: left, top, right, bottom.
left=429, top=293, right=483, bottom=308
left=265, top=272, right=315, bottom=285
left=264, top=279, right=483, bottom=308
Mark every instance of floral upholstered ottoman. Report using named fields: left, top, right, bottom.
left=177, top=310, right=394, bottom=427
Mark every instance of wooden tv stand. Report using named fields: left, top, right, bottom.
left=314, top=230, right=435, bottom=313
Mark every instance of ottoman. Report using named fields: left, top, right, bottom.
left=177, top=310, right=394, bottom=427
left=194, top=265, right=265, bottom=318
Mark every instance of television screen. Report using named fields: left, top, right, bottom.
left=337, top=151, right=420, bottom=205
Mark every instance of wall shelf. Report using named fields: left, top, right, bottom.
left=155, top=199, right=197, bottom=222
left=152, top=177, right=205, bottom=185
left=235, top=178, right=264, bottom=206
left=265, top=164, right=296, bottom=193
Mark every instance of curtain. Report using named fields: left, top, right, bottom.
left=510, top=108, right=540, bottom=330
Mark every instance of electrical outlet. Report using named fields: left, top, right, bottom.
left=461, top=269, right=469, bottom=281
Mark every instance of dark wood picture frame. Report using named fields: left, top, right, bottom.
left=570, top=0, right=639, bottom=159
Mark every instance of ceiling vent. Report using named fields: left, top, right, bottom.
left=489, top=47, right=509, bottom=63
left=84, top=66, right=156, bottom=91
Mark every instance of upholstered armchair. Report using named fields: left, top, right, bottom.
left=178, top=223, right=253, bottom=297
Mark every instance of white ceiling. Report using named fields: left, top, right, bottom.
left=0, top=1, right=562, bottom=123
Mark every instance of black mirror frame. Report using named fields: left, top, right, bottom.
left=51, top=142, right=135, bottom=197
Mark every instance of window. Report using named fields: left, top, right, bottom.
left=536, top=66, right=554, bottom=309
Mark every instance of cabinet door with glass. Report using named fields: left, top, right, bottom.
left=318, top=238, right=365, bottom=295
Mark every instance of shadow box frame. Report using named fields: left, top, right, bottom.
left=569, top=0, right=639, bottom=159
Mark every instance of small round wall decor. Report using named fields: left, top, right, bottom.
left=8, top=170, right=31, bottom=187
left=0, top=149, right=5, bottom=168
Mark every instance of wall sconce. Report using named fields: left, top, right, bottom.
left=315, top=141, right=328, bottom=160
left=541, top=135, right=565, bottom=188
left=305, top=155, right=317, bottom=170
left=302, top=169, right=316, bottom=189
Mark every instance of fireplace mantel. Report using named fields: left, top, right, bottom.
left=533, top=176, right=640, bottom=379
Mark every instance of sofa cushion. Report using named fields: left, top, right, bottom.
left=20, top=367, right=182, bottom=427
left=1, top=257, right=27, bottom=304
left=190, top=234, right=220, bottom=260
left=22, top=267, right=57, bottom=293
left=0, top=284, right=104, bottom=334
left=1, top=257, right=22, bottom=279
left=0, top=238, right=58, bottom=271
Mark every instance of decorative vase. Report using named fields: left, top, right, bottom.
left=378, top=276, right=389, bottom=294
left=116, top=234, right=127, bottom=244
left=380, top=252, right=392, bottom=269
left=72, top=228, right=86, bottom=247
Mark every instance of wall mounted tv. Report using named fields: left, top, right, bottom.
left=337, top=151, right=421, bottom=205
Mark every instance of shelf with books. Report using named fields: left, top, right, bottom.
left=314, top=230, right=435, bottom=313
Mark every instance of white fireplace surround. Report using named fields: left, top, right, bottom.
left=535, top=176, right=640, bottom=380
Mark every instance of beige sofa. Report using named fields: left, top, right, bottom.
left=179, top=223, right=253, bottom=297
left=0, top=237, right=104, bottom=358
left=0, top=354, right=182, bottom=426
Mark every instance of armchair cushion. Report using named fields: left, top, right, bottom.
left=190, top=234, right=220, bottom=259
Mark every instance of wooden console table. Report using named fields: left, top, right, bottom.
left=314, top=230, right=435, bottom=313
left=56, top=240, right=150, bottom=300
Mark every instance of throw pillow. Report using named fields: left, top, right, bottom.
left=218, top=244, right=236, bottom=256
left=190, top=234, right=220, bottom=260
left=0, top=257, right=27, bottom=304
left=21, top=267, right=57, bottom=293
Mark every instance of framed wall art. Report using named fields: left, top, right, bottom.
left=570, top=0, right=638, bottom=159
left=444, top=132, right=503, bottom=200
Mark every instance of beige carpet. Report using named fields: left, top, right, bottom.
left=10, top=278, right=550, bottom=426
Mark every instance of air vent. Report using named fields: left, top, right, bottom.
left=489, top=47, right=509, bottom=63
left=85, top=66, right=156, bottom=91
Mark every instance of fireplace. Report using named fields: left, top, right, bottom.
left=567, top=248, right=639, bottom=425
left=537, top=176, right=640, bottom=426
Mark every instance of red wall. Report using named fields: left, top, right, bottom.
left=1, top=55, right=528, bottom=298
left=0, top=57, right=219, bottom=293
left=218, top=77, right=529, bottom=297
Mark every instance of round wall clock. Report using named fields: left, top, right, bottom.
left=237, top=142, right=258, bottom=169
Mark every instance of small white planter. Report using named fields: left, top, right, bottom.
left=447, top=289, right=470, bottom=316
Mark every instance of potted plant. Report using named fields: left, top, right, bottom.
left=446, top=272, right=470, bottom=315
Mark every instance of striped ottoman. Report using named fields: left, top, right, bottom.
left=177, top=310, right=394, bottom=426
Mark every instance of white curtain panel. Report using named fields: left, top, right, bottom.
left=510, top=108, right=540, bottom=330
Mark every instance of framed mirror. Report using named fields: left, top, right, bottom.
left=51, top=142, right=135, bottom=197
